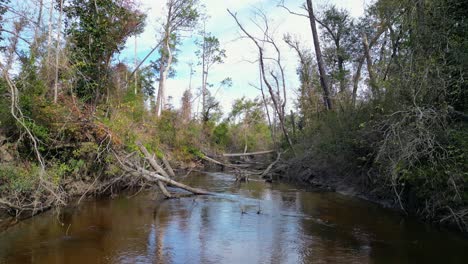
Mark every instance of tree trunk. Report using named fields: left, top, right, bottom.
left=161, top=155, right=176, bottom=178
left=227, top=9, right=296, bottom=155
left=352, top=56, right=365, bottom=107
left=54, top=0, right=63, bottom=104
left=223, top=150, right=275, bottom=157
left=337, top=54, right=346, bottom=93
left=46, top=0, right=54, bottom=72
left=122, top=164, right=210, bottom=195
left=201, top=30, right=207, bottom=120
left=306, top=0, right=332, bottom=110
left=155, top=17, right=173, bottom=116
left=362, top=32, right=380, bottom=99
left=136, top=142, right=172, bottom=198
left=134, top=36, right=138, bottom=95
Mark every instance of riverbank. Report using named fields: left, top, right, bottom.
left=274, top=153, right=468, bottom=234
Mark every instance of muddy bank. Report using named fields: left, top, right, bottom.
left=273, top=155, right=468, bottom=235
left=273, top=156, right=418, bottom=220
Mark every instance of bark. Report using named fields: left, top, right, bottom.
left=305, top=0, right=332, bottom=110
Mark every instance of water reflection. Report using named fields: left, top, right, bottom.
left=0, top=172, right=467, bottom=264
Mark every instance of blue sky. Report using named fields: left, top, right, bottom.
left=121, top=0, right=370, bottom=114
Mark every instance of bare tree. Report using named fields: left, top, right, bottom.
left=305, top=0, right=332, bottom=110
left=54, top=0, right=63, bottom=104
left=154, top=0, right=199, bottom=116
left=228, top=9, right=295, bottom=155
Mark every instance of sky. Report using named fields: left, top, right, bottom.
left=121, top=0, right=371, bottom=115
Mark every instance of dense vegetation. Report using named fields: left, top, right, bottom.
left=0, top=0, right=466, bottom=231
left=284, top=0, right=468, bottom=231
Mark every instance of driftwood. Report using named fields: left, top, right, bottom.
left=161, top=155, right=176, bottom=178
left=136, top=142, right=170, bottom=178
left=114, top=151, right=209, bottom=196
left=260, top=151, right=282, bottom=179
left=120, top=162, right=210, bottom=195
left=223, top=150, right=274, bottom=157
left=136, top=142, right=172, bottom=198
left=201, top=154, right=238, bottom=169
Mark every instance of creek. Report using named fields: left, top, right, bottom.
left=0, top=172, right=467, bottom=263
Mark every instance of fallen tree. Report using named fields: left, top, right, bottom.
left=223, top=150, right=274, bottom=157
left=113, top=150, right=210, bottom=196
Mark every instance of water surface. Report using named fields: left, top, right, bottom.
left=0, top=172, right=467, bottom=263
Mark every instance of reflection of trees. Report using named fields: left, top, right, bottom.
left=150, top=202, right=171, bottom=264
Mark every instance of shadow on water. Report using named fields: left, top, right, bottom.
left=0, top=171, right=467, bottom=263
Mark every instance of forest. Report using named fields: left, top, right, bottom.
left=0, top=0, right=467, bottom=237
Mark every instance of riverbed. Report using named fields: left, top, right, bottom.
left=0, top=172, right=467, bottom=263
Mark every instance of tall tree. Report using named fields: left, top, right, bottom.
left=154, top=0, right=199, bottom=116
left=196, top=32, right=226, bottom=121
left=228, top=9, right=295, bottom=155
left=317, top=6, right=354, bottom=94
left=306, top=0, right=332, bottom=110
left=63, top=0, right=145, bottom=103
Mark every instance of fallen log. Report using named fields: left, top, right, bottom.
left=260, top=151, right=282, bottom=178
left=223, top=150, right=274, bottom=157
left=136, top=142, right=172, bottom=198
left=124, top=164, right=210, bottom=195
left=161, top=155, right=176, bottom=178
left=136, top=142, right=170, bottom=178
left=201, top=154, right=238, bottom=169
left=114, top=152, right=210, bottom=195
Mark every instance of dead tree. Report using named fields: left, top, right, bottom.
left=305, top=0, right=332, bottom=110
left=114, top=150, right=209, bottom=196
left=155, top=0, right=199, bottom=116
left=352, top=27, right=386, bottom=106
left=228, top=9, right=295, bottom=156
left=136, top=142, right=172, bottom=198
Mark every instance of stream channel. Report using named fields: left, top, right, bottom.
left=0, top=171, right=467, bottom=263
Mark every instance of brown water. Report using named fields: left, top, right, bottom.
left=0, top=172, right=467, bottom=264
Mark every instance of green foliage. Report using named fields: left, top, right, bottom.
left=0, top=79, right=14, bottom=132
left=293, top=0, right=468, bottom=229
left=63, top=0, right=146, bottom=101
left=213, top=122, right=229, bottom=147
left=0, top=165, right=39, bottom=193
